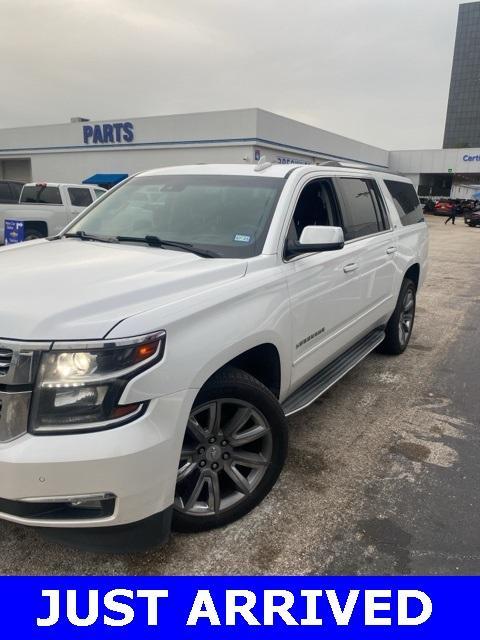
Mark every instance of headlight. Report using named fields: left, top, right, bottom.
left=30, top=330, right=166, bottom=434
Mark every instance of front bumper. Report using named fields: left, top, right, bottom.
left=0, top=388, right=196, bottom=528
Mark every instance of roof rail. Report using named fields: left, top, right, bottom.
left=318, top=159, right=368, bottom=169
left=318, top=159, right=400, bottom=175
left=318, top=160, right=343, bottom=167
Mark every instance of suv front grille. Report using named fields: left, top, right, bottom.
left=0, top=348, right=13, bottom=377
left=0, top=339, right=51, bottom=442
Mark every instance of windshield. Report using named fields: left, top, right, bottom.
left=67, top=174, right=285, bottom=258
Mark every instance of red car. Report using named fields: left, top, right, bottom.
left=433, top=199, right=455, bottom=215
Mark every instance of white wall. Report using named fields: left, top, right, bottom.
left=29, top=145, right=254, bottom=184
left=389, top=147, right=480, bottom=174
left=256, top=109, right=389, bottom=168
left=0, top=109, right=258, bottom=154
left=0, top=108, right=390, bottom=183
left=402, top=173, right=420, bottom=190
left=451, top=183, right=480, bottom=198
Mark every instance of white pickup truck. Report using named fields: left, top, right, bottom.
left=0, top=182, right=106, bottom=244
left=0, top=162, right=428, bottom=550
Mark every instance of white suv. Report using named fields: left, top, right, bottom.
left=0, top=162, right=428, bottom=549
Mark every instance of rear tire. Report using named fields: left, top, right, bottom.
left=173, top=367, right=288, bottom=533
left=379, top=278, right=416, bottom=355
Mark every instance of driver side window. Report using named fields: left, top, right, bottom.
left=287, top=178, right=340, bottom=246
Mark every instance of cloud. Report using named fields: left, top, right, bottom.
left=0, top=0, right=462, bottom=148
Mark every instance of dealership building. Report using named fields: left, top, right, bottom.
left=1, top=107, right=480, bottom=199
left=1, top=4, right=480, bottom=199
left=0, top=108, right=391, bottom=188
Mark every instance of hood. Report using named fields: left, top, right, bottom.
left=0, top=239, right=247, bottom=341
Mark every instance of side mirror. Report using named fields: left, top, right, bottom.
left=286, top=225, right=344, bottom=258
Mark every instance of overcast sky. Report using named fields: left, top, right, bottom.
left=0, top=0, right=463, bottom=149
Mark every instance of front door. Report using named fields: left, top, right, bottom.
left=284, top=177, right=371, bottom=391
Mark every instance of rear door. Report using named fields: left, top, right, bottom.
left=334, top=175, right=397, bottom=332
left=284, top=173, right=399, bottom=391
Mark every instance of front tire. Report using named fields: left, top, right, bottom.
left=173, top=367, right=288, bottom=533
left=379, top=278, right=416, bottom=355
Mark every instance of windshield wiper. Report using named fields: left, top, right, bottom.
left=115, top=235, right=218, bottom=258
left=64, top=230, right=118, bottom=244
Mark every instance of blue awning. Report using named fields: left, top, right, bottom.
left=82, top=173, right=128, bottom=186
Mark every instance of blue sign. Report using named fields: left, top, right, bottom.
left=4, top=219, right=24, bottom=244
left=83, top=122, right=134, bottom=145
left=0, top=575, right=477, bottom=638
left=463, top=153, right=480, bottom=161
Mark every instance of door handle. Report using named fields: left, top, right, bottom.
left=386, top=246, right=397, bottom=255
left=343, top=262, right=359, bottom=273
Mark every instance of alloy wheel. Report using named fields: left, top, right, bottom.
left=175, top=399, right=273, bottom=517
left=398, top=289, right=415, bottom=346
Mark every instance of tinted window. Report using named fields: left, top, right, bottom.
left=20, top=185, right=62, bottom=204
left=338, top=178, right=385, bottom=240
left=385, top=180, right=424, bottom=226
left=69, top=175, right=285, bottom=259
left=287, top=179, right=340, bottom=246
left=68, top=187, right=93, bottom=207
left=94, top=189, right=106, bottom=199
left=9, top=183, right=22, bottom=200
left=0, top=183, right=12, bottom=202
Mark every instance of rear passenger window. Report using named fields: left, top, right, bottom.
left=68, top=188, right=93, bottom=207
left=384, top=180, right=424, bottom=226
left=338, top=178, right=388, bottom=241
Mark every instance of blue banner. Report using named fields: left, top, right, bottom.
left=0, top=576, right=475, bottom=637
left=4, top=219, right=24, bottom=244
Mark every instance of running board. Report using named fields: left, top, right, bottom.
left=282, top=328, right=385, bottom=417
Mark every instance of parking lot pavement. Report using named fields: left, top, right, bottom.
left=0, top=215, right=479, bottom=575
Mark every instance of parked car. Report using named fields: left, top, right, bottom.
left=0, top=179, right=24, bottom=204
left=433, top=199, right=455, bottom=215
left=0, top=163, right=428, bottom=549
left=464, top=205, right=480, bottom=227
left=0, top=182, right=107, bottom=243
left=421, top=198, right=436, bottom=214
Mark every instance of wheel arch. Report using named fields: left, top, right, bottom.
left=191, top=338, right=287, bottom=401
left=208, top=343, right=282, bottom=398
left=23, top=220, right=49, bottom=238
left=405, top=263, right=420, bottom=289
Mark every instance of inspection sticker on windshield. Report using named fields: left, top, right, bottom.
left=234, top=234, right=251, bottom=243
